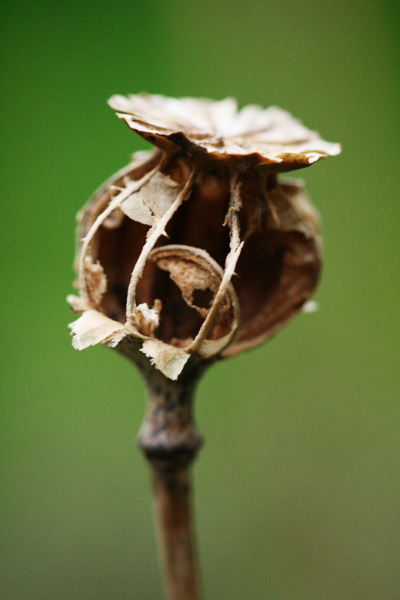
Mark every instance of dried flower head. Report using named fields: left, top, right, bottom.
left=68, top=94, right=340, bottom=380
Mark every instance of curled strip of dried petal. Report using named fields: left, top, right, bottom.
left=78, top=163, right=162, bottom=304
left=125, top=170, right=196, bottom=326
left=149, top=244, right=240, bottom=358
left=150, top=245, right=215, bottom=316
left=150, top=245, right=227, bottom=313
left=187, top=242, right=243, bottom=355
left=188, top=174, right=243, bottom=354
left=197, top=331, right=235, bottom=359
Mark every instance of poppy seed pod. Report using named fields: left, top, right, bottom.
left=68, top=94, right=340, bottom=380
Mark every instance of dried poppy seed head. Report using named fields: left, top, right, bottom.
left=68, top=94, right=340, bottom=380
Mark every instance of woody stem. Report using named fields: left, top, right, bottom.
left=138, top=366, right=204, bottom=600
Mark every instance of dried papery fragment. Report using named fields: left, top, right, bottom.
left=120, top=171, right=183, bottom=227
left=82, top=256, right=107, bottom=308
left=69, top=309, right=125, bottom=350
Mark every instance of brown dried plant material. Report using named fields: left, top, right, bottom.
left=68, top=94, right=340, bottom=380
left=67, top=94, right=341, bottom=600
left=149, top=245, right=240, bottom=358
left=121, top=171, right=182, bottom=227
left=108, top=94, right=340, bottom=168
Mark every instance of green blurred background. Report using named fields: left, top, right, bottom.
left=1, top=1, right=399, bottom=599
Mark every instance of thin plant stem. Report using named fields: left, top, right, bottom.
left=151, top=463, right=199, bottom=600
left=138, top=362, right=205, bottom=600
